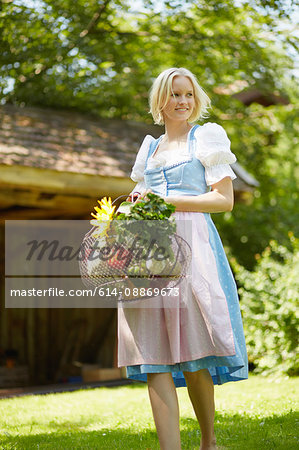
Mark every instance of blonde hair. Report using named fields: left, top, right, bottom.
left=149, top=67, right=211, bottom=125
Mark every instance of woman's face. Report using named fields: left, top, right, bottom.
left=162, top=76, right=195, bottom=124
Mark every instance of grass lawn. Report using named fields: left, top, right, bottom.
left=0, top=373, right=298, bottom=449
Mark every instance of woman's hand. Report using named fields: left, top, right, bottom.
left=127, top=189, right=153, bottom=203
left=126, top=193, right=139, bottom=202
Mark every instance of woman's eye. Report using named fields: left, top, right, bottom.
left=171, top=93, right=193, bottom=98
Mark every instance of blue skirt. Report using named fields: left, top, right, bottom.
left=127, top=353, right=247, bottom=387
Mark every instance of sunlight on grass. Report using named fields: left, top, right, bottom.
left=0, top=374, right=298, bottom=449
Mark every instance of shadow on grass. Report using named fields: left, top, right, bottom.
left=1, top=411, right=298, bottom=449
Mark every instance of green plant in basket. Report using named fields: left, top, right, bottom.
left=113, top=193, right=178, bottom=281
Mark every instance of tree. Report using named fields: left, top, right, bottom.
left=1, top=0, right=298, bottom=267
left=1, top=0, right=297, bottom=119
left=232, top=235, right=298, bottom=376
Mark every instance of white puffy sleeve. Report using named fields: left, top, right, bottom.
left=130, top=134, right=155, bottom=194
left=194, top=123, right=237, bottom=186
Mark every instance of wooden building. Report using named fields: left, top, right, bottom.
left=0, top=104, right=258, bottom=387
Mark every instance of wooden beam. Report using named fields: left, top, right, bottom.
left=0, top=164, right=136, bottom=213
left=0, top=208, right=89, bottom=220
left=0, top=164, right=135, bottom=197
left=0, top=189, right=96, bottom=211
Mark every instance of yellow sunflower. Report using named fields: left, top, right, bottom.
left=91, top=197, right=116, bottom=222
left=90, top=197, right=116, bottom=237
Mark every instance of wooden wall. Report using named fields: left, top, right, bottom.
left=0, top=223, right=117, bottom=386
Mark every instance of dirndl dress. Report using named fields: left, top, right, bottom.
left=117, top=123, right=248, bottom=387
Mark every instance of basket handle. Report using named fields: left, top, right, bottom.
left=112, top=192, right=141, bottom=205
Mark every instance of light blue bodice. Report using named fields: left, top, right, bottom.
left=144, top=125, right=208, bottom=197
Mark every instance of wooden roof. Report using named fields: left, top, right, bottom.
left=233, top=88, right=289, bottom=107
left=213, top=81, right=289, bottom=107
left=0, top=104, right=258, bottom=218
left=0, top=104, right=162, bottom=176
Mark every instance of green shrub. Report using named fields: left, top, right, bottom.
left=231, top=233, right=298, bottom=376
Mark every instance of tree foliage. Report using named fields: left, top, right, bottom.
left=1, top=0, right=297, bottom=117
left=214, top=100, right=299, bottom=268
left=232, top=234, right=299, bottom=376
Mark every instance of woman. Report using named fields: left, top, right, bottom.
left=118, top=67, right=248, bottom=450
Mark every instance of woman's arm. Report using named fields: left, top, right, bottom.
left=165, top=177, right=234, bottom=213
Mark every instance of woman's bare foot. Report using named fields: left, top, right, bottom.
left=200, top=435, right=217, bottom=450
left=200, top=444, right=217, bottom=450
